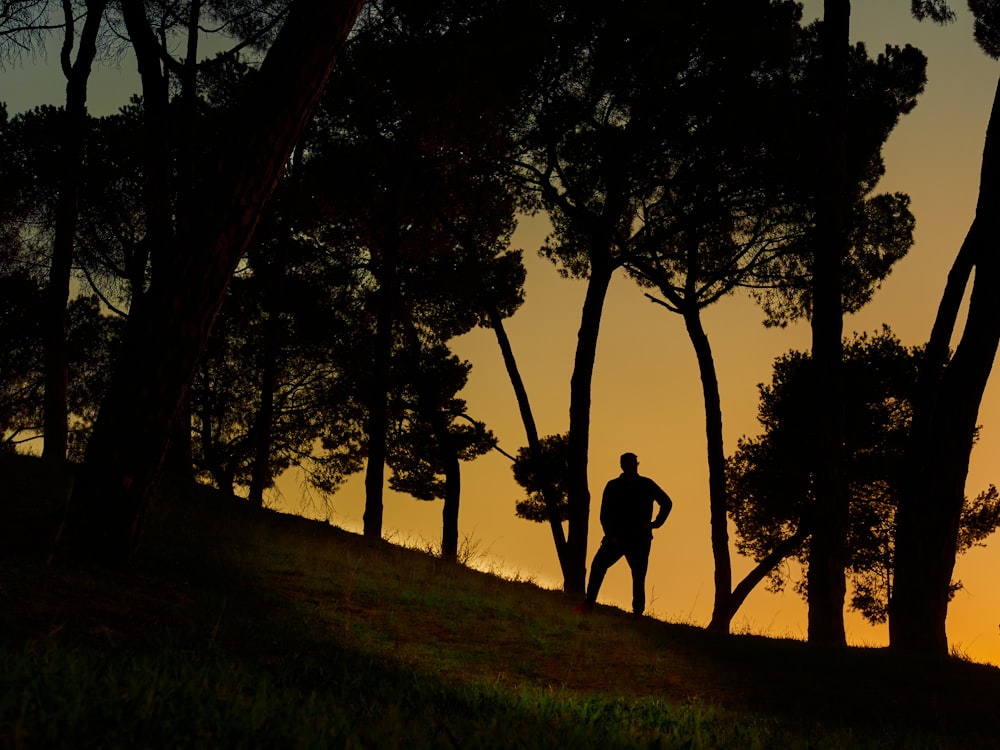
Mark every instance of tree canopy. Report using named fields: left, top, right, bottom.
left=728, top=328, right=1000, bottom=624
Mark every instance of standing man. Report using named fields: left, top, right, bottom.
left=577, top=452, right=673, bottom=616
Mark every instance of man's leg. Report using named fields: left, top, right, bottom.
left=584, top=537, right=624, bottom=608
left=624, top=537, right=652, bottom=616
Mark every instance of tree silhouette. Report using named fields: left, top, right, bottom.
left=61, top=0, right=364, bottom=566
left=620, top=16, right=923, bottom=634
left=0, top=266, right=42, bottom=450
left=388, top=330, right=498, bottom=561
left=12, top=0, right=110, bottom=462
left=515, top=0, right=809, bottom=595
left=618, top=6, right=802, bottom=631
left=806, top=0, right=852, bottom=648
left=728, top=328, right=1000, bottom=625
left=891, top=1, right=1000, bottom=655
left=305, top=0, right=537, bottom=544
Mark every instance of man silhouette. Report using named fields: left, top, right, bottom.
left=577, top=452, right=672, bottom=616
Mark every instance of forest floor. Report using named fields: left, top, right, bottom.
left=3, top=452, right=1000, bottom=748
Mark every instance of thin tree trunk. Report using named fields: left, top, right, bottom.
left=644, top=295, right=811, bottom=631
left=891, top=74, right=1000, bottom=656
left=680, top=304, right=733, bottom=634
left=433, top=407, right=461, bottom=562
left=807, top=0, right=850, bottom=647
left=729, top=522, right=812, bottom=621
left=248, top=311, right=280, bottom=507
left=43, top=0, right=108, bottom=461
left=565, top=257, right=615, bottom=595
left=487, top=306, right=572, bottom=585
left=363, top=232, right=399, bottom=541
left=170, top=0, right=203, bottom=479
left=120, top=0, right=195, bottom=479
left=399, top=317, right=462, bottom=561
left=441, top=466, right=461, bottom=560
left=59, top=0, right=364, bottom=566
left=120, top=0, right=173, bottom=295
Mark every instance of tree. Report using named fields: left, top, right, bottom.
left=0, top=267, right=42, bottom=450
left=806, top=0, right=852, bottom=647
left=514, top=2, right=650, bottom=593
left=617, top=2, right=803, bottom=631
left=388, top=244, right=523, bottom=560
left=306, top=0, right=537, bottom=544
left=492, top=317, right=574, bottom=584
left=189, top=256, right=366, bottom=502
left=0, top=103, right=123, bottom=456
left=739, top=19, right=926, bottom=643
left=15, top=0, right=109, bottom=462
left=0, top=102, right=43, bottom=450
left=446, top=216, right=574, bottom=579
left=113, top=0, right=297, bottom=477
left=890, top=0, right=1000, bottom=655
left=387, top=335, right=497, bottom=561
left=516, top=1, right=804, bottom=594
left=73, top=103, right=148, bottom=310
left=621, top=15, right=923, bottom=634
left=60, top=0, right=365, bottom=566
left=728, top=328, right=1000, bottom=625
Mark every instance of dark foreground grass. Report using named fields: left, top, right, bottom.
left=3, top=453, right=999, bottom=749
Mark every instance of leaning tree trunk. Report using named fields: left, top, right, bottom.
left=59, top=0, right=364, bottom=566
left=565, top=255, right=615, bottom=595
left=807, top=0, right=850, bottom=647
left=43, top=0, right=108, bottom=461
left=487, top=306, right=573, bottom=585
left=891, top=75, right=1000, bottom=656
left=645, top=292, right=813, bottom=632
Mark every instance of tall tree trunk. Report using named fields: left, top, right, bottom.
left=441, top=468, right=462, bottom=561
left=59, top=0, right=364, bottom=566
left=168, top=0, right=203, bottom=479
left=487, top=306, right=572, bottom=585
left=121, top=0, right=195, bottom=479
left=680, top=304, right=733, bottom=634
left=400, top=317, right=462, bottom=561
left=891, top=75, right=1000, bottom=656
left=807, top=0, right=850, bottom=647
left=43, top=0, right=108, bottom=461
left=433, top=408, right=461, bottom=562
left=120, top=0, right=173, bottom=298
left=248, top=312, right=280, bottom=507
left=645, top=292, right=812, bottom=629
left=565, top=256, right=615, bottom=595
left=363, top=231, right=399, bottom=540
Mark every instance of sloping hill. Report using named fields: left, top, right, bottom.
left=3, top=453, right=999, bottom=748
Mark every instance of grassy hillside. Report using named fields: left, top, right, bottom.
left=3, top=453, right=999, bottom=749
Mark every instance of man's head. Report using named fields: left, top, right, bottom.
left=620, top=452, right=639, bottom=474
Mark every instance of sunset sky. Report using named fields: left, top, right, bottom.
left=5, top=2, right=1000, bottom=664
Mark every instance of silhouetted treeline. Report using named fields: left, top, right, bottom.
left=1, top=0, right=998, bottom=657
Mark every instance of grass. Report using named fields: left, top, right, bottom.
left=3, top=453, right=1000, bottom=748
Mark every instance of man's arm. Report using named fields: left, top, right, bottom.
left=650, top=480, right=673, bottom=529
